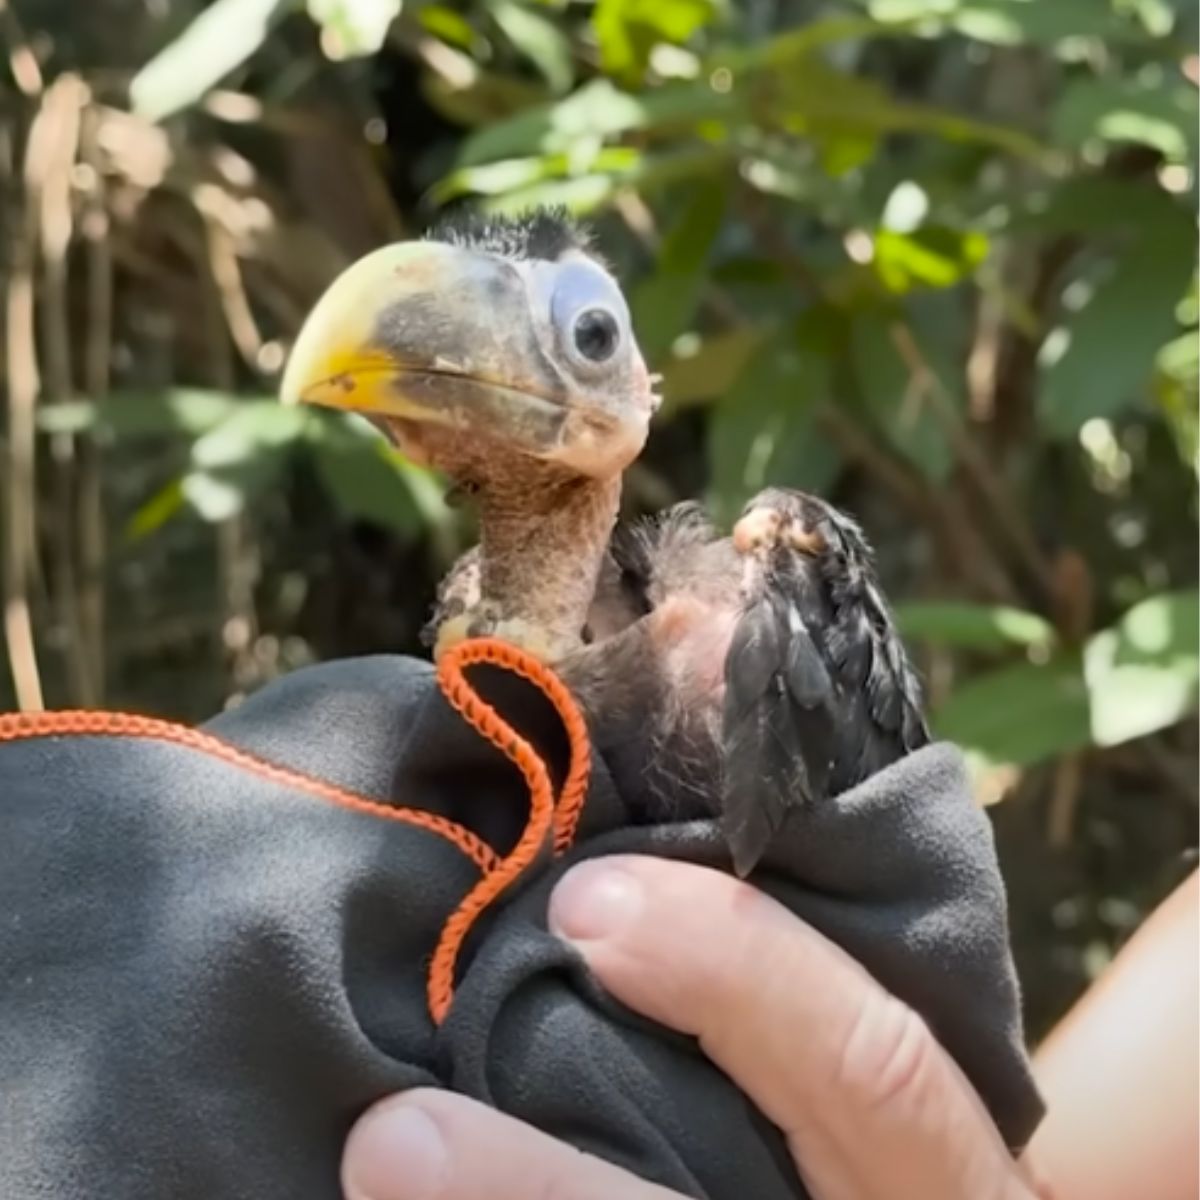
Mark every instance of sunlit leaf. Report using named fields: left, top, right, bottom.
left=1053, top=74, right=1198, bottom=164
left=868, top=0, right=1127, bottom=46
left=173, top=403, right=305, bottom=524
left=181, top=470, right=247, bottom=522
left=1084, top=589, right=1200, bottom=746
left=479, top=174, right=619, bottom=213
left=933, top=656, right=1092, bottom=768
left=130, top=0, right=292, bottom=123
left=418, top=5, right=478, bottom=48
left=937, top=592, right=1200, bottom=766
left=37, top=390, right=240, bottom=439
left=189, top=403, right=308, bottom=471
left=593, top=0, right=719, bottom=82
left=456, top=77, right=734, bottom=166
left=470, top=144, right=730, bottom=213
left=1155, top=327, right=1200, bottom=469
left=434, top=147, right=639, bottom=202
left=308, top=0, right=402, bottom=57
left=895, top=602, right=1057, bottom=650
left=874, top=227, right=989, bottom=292
left=181, top=457, right=289, bottom=522
left=490, top=0, right=574, bottom=94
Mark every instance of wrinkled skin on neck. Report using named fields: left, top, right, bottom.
left=394, top=422, right=623, bottom=662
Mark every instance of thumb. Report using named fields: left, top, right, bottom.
left=549, top=856, right=1034, bottom=1200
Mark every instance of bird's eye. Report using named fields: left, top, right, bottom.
left=534, top=257, right=631, bottom=375
left=573, top=307, right=620, bottom=363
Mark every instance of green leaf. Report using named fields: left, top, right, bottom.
left=454, top=27, right=1040, bottom=179
left=629, top=182, right=728, bottom=361
left=933, top=656, right=1093, bottom=768
left=124, top=479, right=187, bottom=542
left=1084, top=589, right=1200, bottom=747
left=130, top=0, right=292, bottom=123
left=456, top=77, right=734, bottom=167
left=36, top=390, right=240, bottom=439
left=307, top=0, right=403, bottom=57
left=490, top=0, right=574, bottom=94
left=936, top=593, right=1200, bottom=767
left=1053, top=74, right=1199, bottom=165
left=767, top=56, right=1045, bottom=160
left=422, top=58, right=549, bottom=128
left=475, top=174, right=620, bottom=214
left=465, top=144, right=730, bottom=214
left=851, top=314, right=955, bottom=481
left=305, top=415, right=453, bottom=538
left=189, top=402, right=308, bottom=471
left=895, top=602, right=1057, bottom=651
left=593, top=0, right=719, bottom=82
left=172, top=402, right=307, bottom=523
left=418, top=5, right=478, bottom=49
left=868, top=0, right=1128, bottom=46
left=709, top=15, right=899, bottom=72
left=1155, top=327, right=1200, bottom=469
left=659, top=325, right=772, bottom=411
left=873, top=227, right=989, bottom=292
left=309, top=425, right=418, bottom=536
left=1038, top=214, right=1198, bottom=438
left=182, top=456, right=291, bottom=522
left=1015, top=176, right=1185, bottom=237
left=181, top=470, right=249, bottom=522
left=708, top=339, right=839, bottom=525
left=434, top=147, right=640, bottom=203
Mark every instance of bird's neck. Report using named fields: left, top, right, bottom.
left=476, top=462, right=621, bottom=660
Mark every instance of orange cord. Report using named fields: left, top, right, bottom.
left=0, top=639, right=595, bottom=1031
left=428, top=638, right=591, bottom=1025
left=0, top=709, right=498, bottom=874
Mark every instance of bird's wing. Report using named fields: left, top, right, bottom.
left=861, top=579, right=930, bottom=752
left=827, top=576, right=930, bottom=769
left=721, top=593, right=836, bottom=876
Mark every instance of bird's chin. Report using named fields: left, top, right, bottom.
left=301, top=368, right=650, bottom=480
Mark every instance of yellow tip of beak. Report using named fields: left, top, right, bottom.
left=279, top=241, right=446, bottom=416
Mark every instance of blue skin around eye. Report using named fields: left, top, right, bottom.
left=547, top=260, right=631, bottom=344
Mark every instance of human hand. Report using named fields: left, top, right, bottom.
left=342, top=856, right=1039, bottom=1200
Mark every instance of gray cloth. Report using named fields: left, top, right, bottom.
left=0, top=654, right=1043, bottom=1199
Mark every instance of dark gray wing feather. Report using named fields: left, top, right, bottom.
left=721, top=594, right=836, bottom=877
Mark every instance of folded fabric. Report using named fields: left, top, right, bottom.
left=0, top=641, right=1043, bottom=1199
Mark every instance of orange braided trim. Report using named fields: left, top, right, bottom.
left=429, top=638, right=592, bottom=1025
left=0, top=709, right=498, bottom=875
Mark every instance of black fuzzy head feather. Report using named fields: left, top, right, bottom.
left=425, top=206, right=592, bottom=262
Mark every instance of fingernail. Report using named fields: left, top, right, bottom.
left=549, top=859, right=643, bottom=942
left=344, top=1102, right=447, bottom=1200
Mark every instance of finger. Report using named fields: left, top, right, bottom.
left=342, top=1088, right=687, bottom=1200
left=548, top=856, right=1032, bottom=1200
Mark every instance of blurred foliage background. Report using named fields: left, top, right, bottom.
left=1, top=0, right=1196, bottom=1036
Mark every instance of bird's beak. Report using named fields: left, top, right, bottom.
left=281, top=240, right=648, bottom=476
